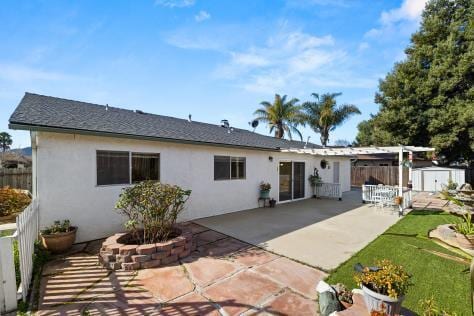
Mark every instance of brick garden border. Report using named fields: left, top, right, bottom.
left=99, top=227, right=195, bottom=270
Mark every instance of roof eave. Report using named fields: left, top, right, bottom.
left=8, top=122, right=281, bottom=152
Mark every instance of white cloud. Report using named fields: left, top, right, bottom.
left=166, top=24, right=376, bottom=93
left=366, top=0, right=428, bottom=39
left=286, top=0, right=353, bottom=8
left=381, top=0, right=428, bottom=24
left=358, top=42, right=369, bottom=51
left=155, top=0, right=195, bottom=8
left=210, top=30, right=366, bottom=93
left=194, top=10, right=210, bottom=22
left=0, top=64, right=72, bottom=82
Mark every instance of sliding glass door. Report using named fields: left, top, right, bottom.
left=279, top=161, right=305, bottom=201
left=279, top=162, right=292, bottom=201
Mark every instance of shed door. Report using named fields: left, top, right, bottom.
left=423, top=170, right=450, bottom=191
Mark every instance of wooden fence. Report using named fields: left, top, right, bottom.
left=351, top=166, right=409, bottom=187
left=0, top=168, right=32, bottom=191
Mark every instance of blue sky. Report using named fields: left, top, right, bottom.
left=0, top=0, right=428, bottom=148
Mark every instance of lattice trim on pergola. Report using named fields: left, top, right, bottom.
left=281, top=146, right=435, bottom=156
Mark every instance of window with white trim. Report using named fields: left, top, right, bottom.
left=214, top=155, right=246, bottom=180
left=96, top=151, right=160, bottom=186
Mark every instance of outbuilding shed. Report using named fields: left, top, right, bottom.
left=412, top=166, right=465, bottom=192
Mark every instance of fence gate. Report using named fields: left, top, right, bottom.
left=0, top=198, right=39, bottom=313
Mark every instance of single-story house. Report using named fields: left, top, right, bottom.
left=0, top=151, right=32, bottom=169
left=9, top=93, right=352, bottom=242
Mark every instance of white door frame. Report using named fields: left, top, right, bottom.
left=278, top=159, right=306, bottom=203
left=333, top=161, right=340, bottom=184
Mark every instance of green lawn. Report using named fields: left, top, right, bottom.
left=326, top=210, right=471, bottom=315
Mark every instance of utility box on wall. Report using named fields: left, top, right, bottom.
left=412, top=166, right=465, bottom=192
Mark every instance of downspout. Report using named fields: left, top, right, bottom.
left=30, top=131, right=38, bottom=198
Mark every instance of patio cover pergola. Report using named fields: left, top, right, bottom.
left=282, top=146, right=435, bottom=195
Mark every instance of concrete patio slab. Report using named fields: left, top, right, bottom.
left=37, top=226, right=326, bottom=315
left=195, top=189, right=402, bottom=271
left=202, top=270, right=284, bottom=316
left=161, top=291, right=221, bottom=316
left=249, top=290, right=319, bottom=316
left=136, top=264, right=194, bottom=301
left=229, top=246, right=280, bottom=267
left=253, top=257, right=326, bottom=299
left=183, top=255, right=243, bottom=287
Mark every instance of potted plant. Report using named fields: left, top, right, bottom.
left=453, top=212, right=474, bottom=248
left=308, top=169, right=323, bottom=198
left=393, top=196, right=403, bottom=206
left=259, top=182, right=271, bottom=198
left=40, top=220, right=77, bottom=254
left=354, top=259, right=411, bottom=316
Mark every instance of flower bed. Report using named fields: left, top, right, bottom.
left=99, top=226, right=195, bottom=270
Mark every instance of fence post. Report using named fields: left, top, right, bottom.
left=0, top=236, right=18, bottom=313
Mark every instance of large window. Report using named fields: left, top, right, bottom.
left=132, top=153, right=160, bottom=183
left=214, top=156, right=246, bottom=180
left=97, top=151, right=130, bottom=185
left=96, top=151, right=160, bottom=186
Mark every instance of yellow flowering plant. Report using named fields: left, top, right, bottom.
left=354, top=259, right=412, bottom=298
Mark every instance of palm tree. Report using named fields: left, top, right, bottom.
left=302, top=93, right=360, bottom=146
left=254, top=94, right=304, bottom=140
left=0, top=132, right=12, bottom=152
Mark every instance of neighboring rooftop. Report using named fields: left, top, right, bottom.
left=9, top=93, right=321, bottom=151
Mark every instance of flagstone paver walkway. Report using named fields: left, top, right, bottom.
left=37, top=222, right=326, bottom=315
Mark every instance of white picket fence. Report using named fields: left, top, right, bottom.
left=0, top=198, right=39, bottom=313
left=16, top=198, right=39, bottom=302
left=316, top=182, right=342, bottom=200
left=362, top=184, right=413, bottom=211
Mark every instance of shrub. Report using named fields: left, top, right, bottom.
left=454, top=212, right=474, bottom=236
left=446, top=180, right=458, bottom=191
left=115, top=181, right=191, bottom=244
left=354, top=259, right=411, bottom=298
left=40, top=220, right=72, bottom=235
left=0, top=187, right=31, bottom=217
left=308, top=174, right=322, bottom=187
left=419, top=297, right=457, bottom=316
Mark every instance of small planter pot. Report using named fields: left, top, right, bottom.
left=41, top=227, right=77, bottom=254
left=260, top=190, right=270, bottom=199
left=269, top=199, right=276, bottom=208
left=362, top=285, right=404, bottom=316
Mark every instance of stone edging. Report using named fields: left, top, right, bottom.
left=429, top=224, right=474, bottom=256
left=99, top=227, right=196, bottom=270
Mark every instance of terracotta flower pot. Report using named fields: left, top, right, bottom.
left=362, top=285, right=404, bottom=316
left=41, top=227, right=77, bottom=254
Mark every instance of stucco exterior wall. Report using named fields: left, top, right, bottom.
left=36, top=132, right=351, bottom=242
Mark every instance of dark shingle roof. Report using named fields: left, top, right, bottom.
left=9, top=93, right=321, bottom=151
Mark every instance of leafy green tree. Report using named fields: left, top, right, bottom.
left=254, top=94, right=304, bottom=140
left=356, top=0, right=474, bottom=162
left=302, top=93, right=360, bottom=146
left=0, top=132, right=12, bottom=152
